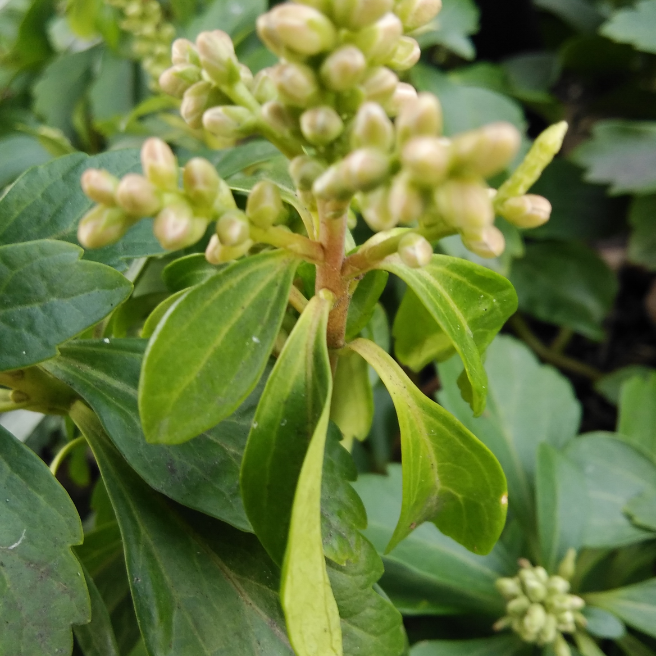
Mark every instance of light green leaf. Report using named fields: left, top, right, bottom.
left=536, top=443, right=589, bottom=572
left=411, top=634, right=530, bottom=656
left=582, top=606, right=626, bottom=639
left=0, top=240, right=132, bottom=371
left=595, top=366, right=653, bottom=406
left=0, top=424, right=90, bottom=655
left=618, top=372, right=656, bottom=463
left=574, top=632, right=606, bottom=656
left=565, top=433, right=656, bottom=548
left=141, top=290, right=188, bottom=339
left=0, top=133, right=51, bottom=188
left=184, top=0, right=266, bottom=42
left=44, top=339, right=264, bottom=530
left=379, top=254, right=517, bottom=415
left=510, top=241, right=618, bottom=340
left=438, top=335, right=581, bottom=535
left=140, top=249, right=298, bottom=444
left=89, top=49, right=136, bottom=126
left=349, top=338, right=508, bottom=554
left=586, top=579, right=656, bottom=639
left=352, top=465, right=515, bottom=617
left=161, top=253, right=219, bottom=292
left=345, top=270, right=388, bottom=341
left=628, top=196, right=656, bottom=271
left=572, top=121, right=656, bottom=195
left=241, top=294, right=332, bottom=564
left=600, top=1, right=656, bottom=54
left=617, top=633, right=656, bottom=656
left=625, top=488, right=656, bottom=532
left=415, top=0, right=480, bottom=59
left=71, top=402, right=294, bottom=655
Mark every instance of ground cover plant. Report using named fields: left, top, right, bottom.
left=0, top=0, right=655, bottom=655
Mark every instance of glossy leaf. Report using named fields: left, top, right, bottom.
left=415, top=0, right=480, bottom=60
left=536, top=443, right=589, bottom=572
left=586, top=579, right=656, bottom=639
left=411, top=635, right=530, bottom=656
left=565, top=433, right=656, bottom=548
left=510, top=241, right=618, bottom=340
left=349, top=338, right=508, bottom=554
left=241, top=294, right=332, bottom=563
left=0, top=424, right=90, bottom=654
left=379, top=253, right=517, bottom=416
left=625, top=488, right=656, bottom=532
left=141, top=290, right=188, bottom=339
left=600, top=1, right=656, bottom=54
left=72, top=402, right=294, bottom=655
left=345, top=270, right=389, bottom=341
left=438, top=335, right=581, bottom=534
left=582, top=606, right=626, bottom=639
left=628, top=196, right=656, bottom=271
left=0, top=240, right=132, bottom=371
left=44, top=339, right=263, bottom=530
left=618, top=372, right=656, bottom=463
left=353, top=465, right=515, bottom=616
left=140, top=250, right=298, bottom=444
left=161, top=254, right=220, bottom=292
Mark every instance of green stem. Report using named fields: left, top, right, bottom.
left=250, top=225, right=324, bottom=263
left=289, top=286, right=309, bottom=313
left=551, top=327, right=574, bottom=355
left=50, top=436, right=86, bottom=476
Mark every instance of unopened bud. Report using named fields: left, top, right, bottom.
left=548, top=594, right=571, bottom=614
left=252, top=68, right=277, bottom=103
left=558, top=549, right=577, bottom=582
left=272, top=62, right=320, bottom=108
left=396, top=93, right=443, bottom=145
left=296, top=0, right=331, bottom=10
left=537, top=614, right=557, bottom=646
left=203, top=106, right=255, bottom=139
left=534, top=567, right=549, bottom=584
left=154, top=201, right=207, bottom=250
left=333, top=0, right=393, bottom=29
left=289, top=156, right=326, bottom=191
left=556, top=611, right=575, bottom=630
left=524, top=604, right=547, bottom=634
left=159, top=64, right=200, bottom=98
left=496, top=577, right=522, bottom=600
left=260, top=101, right=297, bottom=133
left=451, top=122, right=521, bottom=177
left=402, top=136, right=450, bottom=186
left=361, top=67, right=399, bottom=106
left=343, top=148, right=390, bottom=193
left=499, top=194, right=551, bottom=229
left=389, top=173, right=425, bottom=224
left=81, top=169, right=119, bottom=206
left=387, top=37, right=421, bottom=71
left=78, top=206, right=130, bottom=249
left=547, top=577, right=570, bottom=596
left=171, top=38, right=200, bottom=66
left=180, top=81, right=210, bottom=129
left=300, top=106, right=344, bottom=145
left=141, top=138, right=179, bottom=191
left=239, top=64, right=254, bottom=89
left=434, top=179, right=494, bottom=232
left=246, top=180, right=284, bottom=228
left=116, top=174, right=161, bottom=216
left=320, top=46, right=367, bottom=92
left=183, top=158, right=221, bottom=208
left=355, top=13, right=403, bottom=65
left=507, top=596, right=531, bottom=617
left=398, top=233, right=432, bottom=268
left=351, top=102, right=394, bottom=151
left=385, top=82, right=418, bottom=117
left=213, top=178, right=238, bottom=214
left=360, top=187, right=397, bottom=231
left=554, top=633, right=572, bottom=656
left=492, top=616, right=513, bottom=632
left=217, top=209, right=250, bottom=245
left=205, top=233, right=252, bottom=264
left=462, top=226, right=506, bottom=259
left=264, top=4, right=336, bottom=56
left=196, top=30, right=240, bottom=86
left=395, top=0, right=442, bottom=30
left=569, top=596, right=585, bottom=611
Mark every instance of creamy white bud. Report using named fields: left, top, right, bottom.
left=289, top=156, right=327, bottom=191
left=386, top=37, right=420, bottom=71
left=246, top=180, right=284, bottom=228
left=300, top=106, right=344, bottom=145
left=498, top=194, right=552, bottom=229
left=402, top=136, right=450, bottom=186
left=81, top=169, right=119, bottom=206
left=78, top=206, right=130, bottom=249
left=351, top=102, right=394, bottom=151
left=205, top=233, right=253, bottom=264
left=202, top=106, right=255, bottom=138
left=343, top=148, right=390, bottom=193
left=389, top=173, right=425, bottom=224
left=264, top=4, right=337, bottom=56
left=260, top=101, right=298, bottom=133
left=361, top=67, right=399, bottom=104
left=272, top=62, right=321, bottom=108
left=180, top=81, right=213, bottom=129
left=333, top=0, right=393, bottom=29
left=196, top=30, right=240, bottom=86
left=154, top=200, right=207, bottom=250
left=183, top=158, right=221, bottom=208
left=385, top=82, right=418, bottom=117
left=320, top=46, right=367, bottom=92
left=434, top=178, right=494, bottom=232
left=116, top=174, right=162, bottom=216
left=395, top=0, right=442, bottom=30
left=397, top=92, right=443, bottom=147
left=398, top=232, right=432, bottom=267
left=159, top=64, right=200, bottom=98
left=252, top=68, right=277, bottom=103
left=141, top=138, right=179, bottom=190
left=355, top=12, right=403, bottom=65
left=360, top=187, right=397, bottom=231
left=171, top=38, right=200, bottom=66
left=451, top=122, right=522, bottom=177
left=217, top=209, right=250, bottom=245
left=462, top=225, right=506, bottom=259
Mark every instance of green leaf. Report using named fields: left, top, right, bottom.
left=71, top=402, right=295, bottom=655
left=141, top=289, right=188, bottom=338
left=509, top=241, right=618, bottom=340
left=572, top=121, right=656, bottom=195
left=582, top=606, right=626, bottom=639
left=600, top=1, right=656, bottom=54
left=411, top=635, right=530, bottom=656
left=625, top=488, right=656, bottom=532
left=618, top=372, right=656, bottom=463
left=184, top=0, right=266, bottom=42
left=532, top=0, right=603, bottom=32
left=140, top=250, right=298, bottom=444
left=595, top=366, right=653, bottom=406
left=0, top=240, right=132, bottom=371
left=0, top=133, right=52, bottom=188
left=415, top=0, right=480, bottom=60
left=565, top=433, right=656, bottom=548
left=330, top=350, right=374, bottom=447
left=206, top=140, right=282, bottom=178
left=536, top=443, right=589, bottom=572
left=617, top=633, right=656, bottom=656
left=628, top=196, right=656, bottom=271
left=345, top=270, right=388, bottom=341
left=349, top=338, right=508, bottom=554
left=352, top=465, right=515, bottom=616
left=89, top=50, right=136, bottom=127
left=586, top=579, right=656, bottom=639
left=438, top=335, right=581, bottom=535
left=43, top=339, right=263, bottom=530
left=0, top=424, right=90, bottom=654
left=379, top=254, right=517, bottom=416
left=502, top=53, right=560, bottom=104
left=241, top=294, right=332, bottom=564
left=161, top=253, right=219, bottom=292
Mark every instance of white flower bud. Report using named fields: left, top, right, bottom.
left=462, top=225, right=506, bottom=259
left=498, top=194, right=552, bottom=229
left=343, top=148, right=390, bottom=193
left=534, top=567, right=549, bottom=584
left=434, top=178, right=493, bottom=232
left=141, top=138, right=179, bottom=191
left=360, top=187, right=397, bottom=231
left=313, top=165, right=351, bottom=200
left=385, top=82, right=418, bottom=117
left=537, top=614, right=557, bottom=646
left=361, top=67, right=399, bottom=104
left=252, top=68, right=277, bottom=103
left=386, top=37, right=421, bottom=71
left=260, top=101, right=298, bottom=133
left=568, top=596, right=585, bottom=611
left=213, top=178, right=238, bottom=214
left=451, top=122, right=522, bottom=177
left=389, top=173, right=425, bottom=224
left=81, top=169, right=119, bottom=206
left=395, top=0, right=442, bottom=30
left=116, top=174, right=162, bottom=217
left=523, top=604, right=547, bottom=634
left=202, top=106, right=256, bottom=139
left=272, top=62, right=321, bottom=108
left=546, top=576, right=570, bottom=596
left=246, top=180, right=284, bottom=228
left=300, top=106, right=344, bottom=145
left=171, top=38, right=200, bottom=66
left=355, top=13, right=403, bottom=65
left=154, top=200, right=207, bottom=250
left=183, top=158, right=221, bottom=208
left=396, top=92, right=443, bottom=145
left=495, top=577, right=523, bottom=600
left=320, top=46, right=367, bottom=92
left=196, top=30, right=240, bottom=86
left=159, top=64, right=200, bottom=98
left=217, top=209, right=250, bottom=246
left=398, top=233, right=432, bottom=267
left=205, top=233, right=252, bottom=264
left=401, top=136, right=450, bottom=186
left=289, top=156, right=327, bottom=191
left=181, top=81, right=213, bottom=129
left=78, top=206, right=130, bottom=249
left=333, top=0, right=393, bottom=29
left=507, top=595, right=531, bottom=617
left=351, top=102, right=394, bottom=151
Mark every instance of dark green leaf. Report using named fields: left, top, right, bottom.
left=536, top=443, right=588, bottom=572
left=0, top=240, right=132, bottom=371
left=43, top=339, right=262, bottom=530
left=582, top=606, right=626, bottom=639
left=140, top=250, right=298, bottom=444
left=71, top=402, right=294, bottom=655
left=625, top=488, right=656, bottom=532
left=184, top=0, right=266, bottom=42
left=509, top=241, right=618, bottom=340
left=565, top=433, right=656, bottom=548
left=206, top=140, right=282, bottom=178
left=349, top=338, right=508, bottom=555
left=0, top=424, right=90, bottom=654
left=0, top=133, right=51, bottom=188
left=411, top=635, right=530, bottom=656
left=438, top=335, right=581, bottom=535
left=595, top=366, right=653, bottom=406
left=89, top=50, right=136, bottom=127
left=618, top=372, right=656, bottom=463
left=600, top=1, right=656, bottom=54
left=161, top=253, right=220, bottom=292
left=628, top=196, right=656, bottom=271
left=617, top=633, right=656, bottom=656
left=502, top=53, right=560, bottom=104
left=415, top=0, right=480, bottom=60
left=380, top=254, right=517, bottom=415
left=533, top=0, right=603, bottom=32
left=345, top=270, right=388, bottom=341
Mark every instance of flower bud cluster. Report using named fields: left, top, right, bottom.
left=106, top=0, right=175, bottom=82
left=494, top=559, right=586, bottom=656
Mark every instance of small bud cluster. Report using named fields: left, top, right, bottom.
left=106, top=0, right=175, bottom=82
left=494, top=557, right=586, bottom=656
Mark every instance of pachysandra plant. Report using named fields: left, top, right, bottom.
left=0, top=1, right=571, bottom=654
